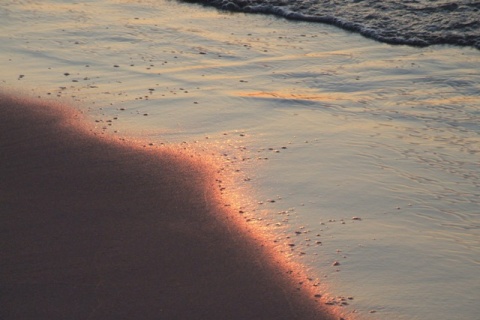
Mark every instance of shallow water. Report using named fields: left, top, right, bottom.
left=1, top=0, right=479, bottom=319
left=184, top=0, right=480, bottom=48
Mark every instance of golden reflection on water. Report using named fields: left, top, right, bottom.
left=239, top=90, right=352, bottom=102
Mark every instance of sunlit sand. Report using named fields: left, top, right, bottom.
left=0, top=94, right=337, bottom=319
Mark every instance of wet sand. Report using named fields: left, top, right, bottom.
left=0, top=93, right=335, bottom=320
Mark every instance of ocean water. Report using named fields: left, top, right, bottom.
left=184, top=0, right=480, bottom=48
left=1, top=0, right=479, bottom=319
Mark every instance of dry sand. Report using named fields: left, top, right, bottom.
left=0, top=93, right=335, bottom=320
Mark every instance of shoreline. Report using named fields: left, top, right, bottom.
left=0, top=94, right=336, bottom=319
left=2, top=0, right=479, bottom=318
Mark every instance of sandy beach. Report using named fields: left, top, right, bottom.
left=0, top=94, right=336, bottom=319
left=1, top=0, right=479, bottom=319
